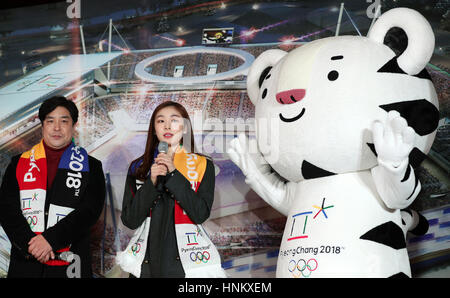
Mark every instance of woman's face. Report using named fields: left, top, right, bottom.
left=154, top=106, right=185, bottom=148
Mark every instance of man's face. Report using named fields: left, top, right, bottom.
left=42, top=106, right=75, bottom=149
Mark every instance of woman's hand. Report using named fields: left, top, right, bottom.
left=150, top=163, right=168, bottom=185
left=154, top=152, right=176, bottom=173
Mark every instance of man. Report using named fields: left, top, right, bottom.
left=0, top=96, right=105, bottom=278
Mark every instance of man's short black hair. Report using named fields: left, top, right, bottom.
left=38, top=96, right=78, bottom=124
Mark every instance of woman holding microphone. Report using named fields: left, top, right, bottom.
left=117, top=101, right=225, bottom=278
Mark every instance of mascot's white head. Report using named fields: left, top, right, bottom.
left=247, top=8, right=439, bottom=183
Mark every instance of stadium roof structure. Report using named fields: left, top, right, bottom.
left=0, top=52, right=121, bottom=128
left=134, top=46, right=255, bottom=84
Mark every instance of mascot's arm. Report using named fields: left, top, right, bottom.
left=371, top=111, right=421, bottom=209
left=228, top=133, right=293, bottom=216
left=244, top=165, right=296, bottom=217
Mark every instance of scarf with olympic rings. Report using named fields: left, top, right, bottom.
left=16, top=140, right=89, bottom=266
left=116, top=149, right=226, bottom=278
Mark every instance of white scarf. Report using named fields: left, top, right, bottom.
left=116, top=152, right=226, bottom=278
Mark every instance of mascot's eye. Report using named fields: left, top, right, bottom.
left=328, top=70, right=339, bottom=81
left=262, top=88, right=268, bottom=99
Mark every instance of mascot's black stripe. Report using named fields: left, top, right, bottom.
left=388, top=272, right=409, bottom=278
left=377, top=56, right=405, bottom=75
left=301, top=160, right=336, bottom=179
left=406, top=175, right=419, bottom=201
left=367, top=143, right=377, bottom=157
left=379, top=99, right=439, bottom=136
left=401, top=165, right=411, bottom=182
left=408, top=147, right=428, bottom=169
left=377, top=56, right=432, bottom=81
left=401, top=209, right=412, bottom=216
left=360, top=221, right=406, bottom=249
left=410, top=211, right=429, bottom=236
left=400, top=209, right=429, bottom=235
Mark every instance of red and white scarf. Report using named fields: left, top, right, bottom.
left=117, top=150, right=226, bottom=277
left=16, top=140, right=89, bottom=266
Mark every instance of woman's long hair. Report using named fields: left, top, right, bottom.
left=132, top=101, right=197, bottom=181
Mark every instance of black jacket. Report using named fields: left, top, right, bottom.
left=0, top=154, right=106, bottom=278
left=121, top=158, right=215, bottom=278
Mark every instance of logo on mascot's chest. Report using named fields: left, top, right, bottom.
left=287, top=198, right=334, bottom=241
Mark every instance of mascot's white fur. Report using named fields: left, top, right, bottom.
left=228, top=8, right=439, bottom=278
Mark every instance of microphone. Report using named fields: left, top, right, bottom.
left=156, top=141, right=169, bottom=191
left=12, top=240, right=74, bottom=262
left=57, top=250, right=76, bottom=262
left=158, top=141, right=169, bottom=154
left=19, top=249, right=74, bottom=262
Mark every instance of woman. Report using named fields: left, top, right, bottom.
left=117, top=101, right=226, bottom=278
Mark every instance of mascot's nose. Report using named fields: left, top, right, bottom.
left=276, top=89, right=306, bottom=104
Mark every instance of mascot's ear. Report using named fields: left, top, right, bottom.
left=367, top=7, right=434, bottom=75
left=246, top=49, right=287, bottom=105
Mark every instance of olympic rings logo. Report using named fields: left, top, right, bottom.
left=26, top=215, right=38, bottom=229
left=288, top=258, right=318, bottom=278
left=131, top=243, right=141, bottom=256
left=190, top=251, right=210, bottom=264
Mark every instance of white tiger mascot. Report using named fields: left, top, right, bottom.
left=228, top=8, right=439, bottom=278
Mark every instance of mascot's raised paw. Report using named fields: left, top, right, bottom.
left=228, top=133, right=251, bottom=176
left=371, top=110, right=422, bottom=210
left=372, top=110, right=415, bottom=172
